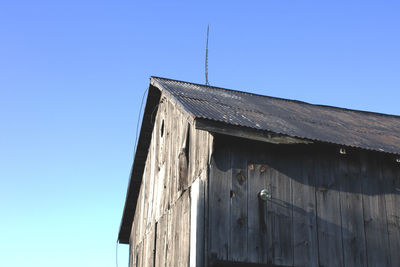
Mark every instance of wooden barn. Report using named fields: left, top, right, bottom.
left=118, top=77, right=400, bottom=267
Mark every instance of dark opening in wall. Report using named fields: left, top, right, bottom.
left=160, top=119, right=164, bottom=137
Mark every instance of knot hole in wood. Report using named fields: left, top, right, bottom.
left=260, top=165, right=266, bottom=173
left=248, top=163, right=254, bottom=171
left=236, top=171, right=246, bottom=185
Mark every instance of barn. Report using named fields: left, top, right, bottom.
left=118, top=77, right=400, bottom=267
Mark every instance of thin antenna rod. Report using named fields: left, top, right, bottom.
left=205, top=25, right=210, bottom=85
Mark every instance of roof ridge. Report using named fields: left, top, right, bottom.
left=151, top=76, right=400, bottom=119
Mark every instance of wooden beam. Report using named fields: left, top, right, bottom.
left=195, top=118, right=312, bottom=145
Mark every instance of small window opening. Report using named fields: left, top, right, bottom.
left=160, top=120, right=164, bottom=137
left=184, top=124, right=190, bottom=160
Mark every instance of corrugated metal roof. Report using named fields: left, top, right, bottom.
left=152, top=76, right=400, bottom=155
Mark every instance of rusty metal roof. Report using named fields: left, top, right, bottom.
left=152, top=76, right=400, bottom=155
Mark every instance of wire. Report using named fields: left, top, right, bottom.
left=134, top=88, right=149, bottom=155
left=115, top=239, right=119, bottom=267
left=116, top=87, right=148, bottom=267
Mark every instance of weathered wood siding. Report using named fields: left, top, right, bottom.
left=129, top=93, right=213, bottom=267
left=208, top=136, right=400, bottom=267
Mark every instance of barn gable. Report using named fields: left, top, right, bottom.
left=119, top=76, right=400, bottom=267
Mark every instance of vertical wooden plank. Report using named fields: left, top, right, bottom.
left=361, top=154, right=391, bottom=267
left=209, top=143, right=232, bottom=261
left=143, top=232, right=150, bottom=267
left=203, top=133, right=212, bottom=266
left=268, top=149, right=293, bottom=266
left=339, top=155, right=367, bottom=267
left=197, top=130, right=204, bottom=179
left=145, top=96, right=162, bottom=234
left=247, top=150, right=270, bottom=264
left=162, top=100, right=172, bottom=215
left=143, top=152, right=152, bottom=234
left=192, top=129, right=201, bottom=182
left=136, top=242, right=143, bottom=267
left=168, top=192, right=190, bottom=267
left=130, top=217, right=138, bottom=267
left=139, top=163, right=149, bottom=240
left=192, top=130, right=211, bottom=186
left=176, top=110, right=185, bottom=194
left=188, top=123, right=197, bottom=183
left=136, top=177, right=145, bottom=244
left=155, top=164, right=166, bottom=221
left=383, top=160, right=400, bottom=267
left=129, top=243, right=134, bottom=267
left=155, top=213, right=168, bottom=267
left=166, top=207, right=175, bottom=267
left=166, top=192, right=190, bottom=267
left=168, top=100, right=178, bottom=205
left=178, top=122, right=189, bottom=192
left=154, top=101, right=164, bottom=221
left=174, top=197, right=182, bottom=267
left=142, top=226, right=155, bottom=267
left=230, top=145, right=248, bottom=261
left=190, top=178, right=205, bottom=267
left=315, top=153, right=344, bottom=267
left=178, top=191, right=191, bottom=267
left=292, top=151, right=319, bottom=267
left=198, top=130, right=209, bottom=180
left=158, top=99, right=167, bottom=167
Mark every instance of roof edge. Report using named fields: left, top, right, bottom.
left=150, top=77, right=197, bottom=119
left=151, top=76, right=400, bottom=120
left=195, top=118, right=312, bottom=145
left=195, top=117, right=400, bottom=156
left=118, top=82, right=161, bottom=244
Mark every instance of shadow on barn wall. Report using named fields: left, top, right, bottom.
left=208, top=136, right=399, bottom=266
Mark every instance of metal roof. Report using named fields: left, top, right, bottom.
left=152, top=76, right=400, bottom=155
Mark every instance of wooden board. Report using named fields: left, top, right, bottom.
left=268, top=149, right=293, bottom=266
left=155, top=213, right=168, bottom=267
left=180, top=191, right=191, bottom=266
left=160, top=99, right=171, bottom=220
left=190, top=178, right=205, bottom=267
left=209, top=144, right=232, bottom=261
left=168, top=100, right=179, bottom=206
left=142, top=226, right=155, bottom=267
left=338, top=155, right=367, bottom=267
left=230, top=145, right=248, bottom=261
left=383, top=161, right=400, bottom=267
left=189, top=123, right=197, bottom=183
left=178, top=122, right=189, bottom=192
left=247, top=151, right=270, bottom=264
left=361, top=155, right=391, bottom=267
left=153, top=100, right=164, bottom=221
left=135, top=242, right=143, bottom=267
left=147, top=114, right=157, bottom=226
left=138, top=163, right=148, bottom=240
left=315, top=153, right=344, bottom=267
left=129, top=241, right=133, bottom=267
left=291, top=151, right=318, bottom=267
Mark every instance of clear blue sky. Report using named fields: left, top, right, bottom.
left=1, top=1, right=400, bottom=266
